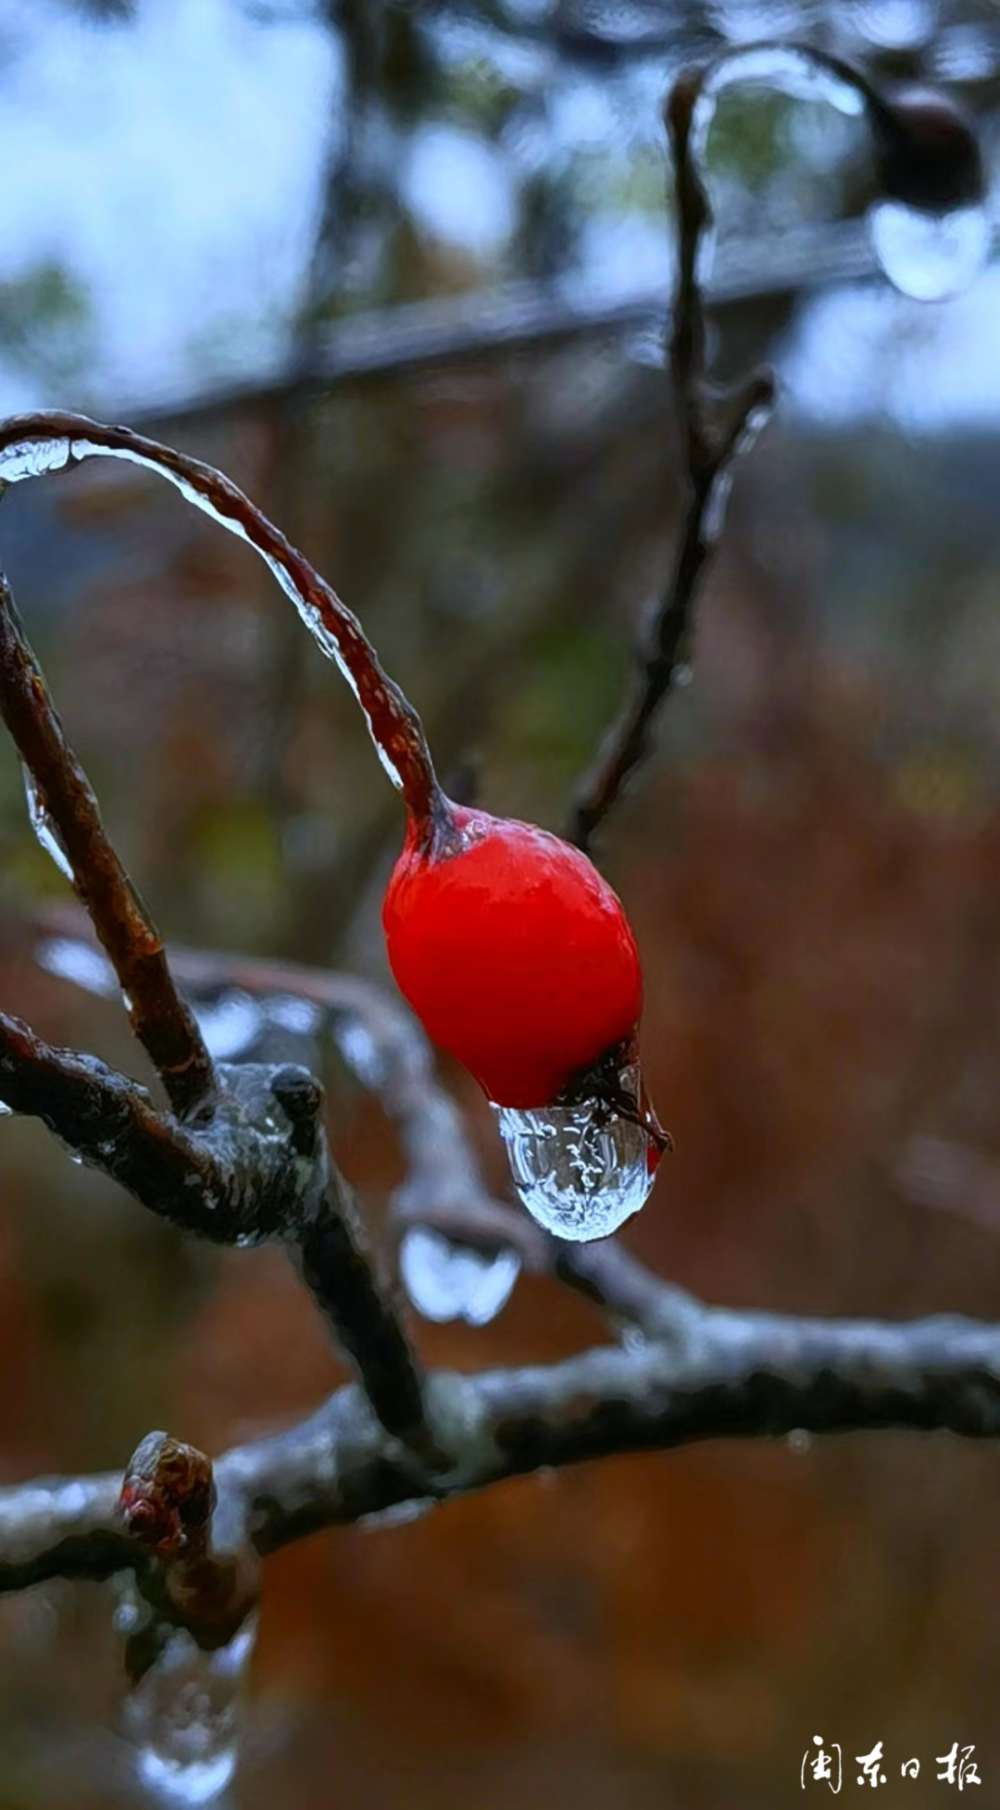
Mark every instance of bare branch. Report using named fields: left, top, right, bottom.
left=0, top=571, right=215, bottom=1116
left=131, top=218, right=899, bottom=428
left=0, top=540, right=438, bottom=1457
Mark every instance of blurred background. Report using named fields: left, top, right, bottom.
left=1, top=0, right=1000, bottom=1803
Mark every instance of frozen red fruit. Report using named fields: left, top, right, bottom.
left=383, top=806, right=643, bottom=1109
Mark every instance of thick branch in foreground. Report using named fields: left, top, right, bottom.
left=3, top=1305, right=1000, bottom=1596
left=0, top=1010, right=435, bottom=1458
left=0, top=572, right=215, bottom=1117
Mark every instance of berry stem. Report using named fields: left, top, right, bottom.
left=0, top=411, right=451, bottom=847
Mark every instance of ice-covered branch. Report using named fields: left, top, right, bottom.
left=2, top=1304, right=1000, bottom=1596
left=0, top=411, right=446, bottom=842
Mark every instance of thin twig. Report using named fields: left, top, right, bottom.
left=566, top=66, right=775, bottom=852
left=0, top=572, right=216, bottom=1117
left=130, top=217, right=896, bottom=429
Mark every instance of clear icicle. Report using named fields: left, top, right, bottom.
left=399, top=1224, right=520, bottom=1325
left=0, top=433, right=407, bottom=792
left=867, top=198, right=988, bottom=300
left=21, top=765, right=73, bottom=881
left=493, top=1100, right=657, bottom=1241
left=123, top=1618, right=257, bottom=1807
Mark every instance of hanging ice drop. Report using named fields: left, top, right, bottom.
left=868, top=198, right=988, bottom=300
left=399, top=1225, right=520, bottom=1325
left=493, top=1097, right=658, bottom=1241
left=123, top=1618, right=256, bottom=1807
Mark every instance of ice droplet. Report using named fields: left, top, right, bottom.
left=336, top=1016, right=386, bottom=1088
left=123, top=1618, right=256, bottom=1807
left=0, top=1101, right=11, bottom=1117
left=868, top=199, right=988, bottom=300
left=493, top=1100, right=656, bottom=1241
left=21, top=766, right=73, bottom=881
left=399, top=1225, right=520, bottom=1325
left=192, top=991, right=262, bottom=1061
left=264, top=993, right=323, bottom=1036
left=37, top=935, right=117, bottom=998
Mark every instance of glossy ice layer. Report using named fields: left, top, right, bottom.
left=0, top=431, right=408, bottom=792
left=22, top=765, right=73, bottom=881
left=493, top=1099, right=657, bottom=1241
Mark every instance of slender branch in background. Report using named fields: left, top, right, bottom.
left=130, top=220, right=879, bottom=426
left=565, top=59, right=776, bottom=853
left=565, top=42, right=987, bottom=853
left=0, top=413, right=447, bottom=843
left=0, top=571, right=215, bottom=1116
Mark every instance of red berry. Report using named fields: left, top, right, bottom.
left=383, top=806, right=643, bottom=1109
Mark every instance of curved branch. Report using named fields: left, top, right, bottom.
left=0, top=411, right=447, bottom=842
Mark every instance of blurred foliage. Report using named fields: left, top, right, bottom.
left=0, top=264, right=93, bottom=391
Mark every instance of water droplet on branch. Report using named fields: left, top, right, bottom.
left=192, top=991, right=262, bottom=1061
left=493, top=1100, right=658, bottom=1241
left=868, top=198, right=988, bottom=299
left=399, top=1225, right=520, bottom=1325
